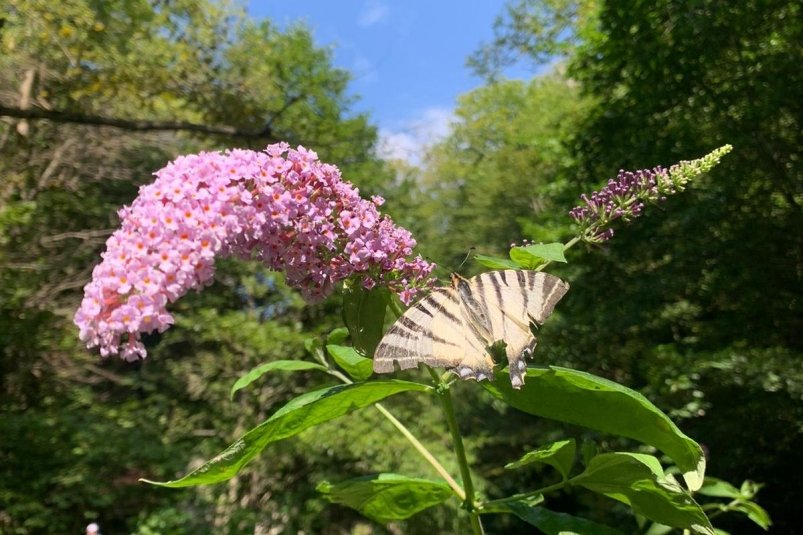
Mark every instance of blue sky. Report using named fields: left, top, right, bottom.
left=248, top=1, right=533, bottom=162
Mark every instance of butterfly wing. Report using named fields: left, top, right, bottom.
left=373, top=287, right=494, bottom=379
left=469, top=270, right=569, bottom=388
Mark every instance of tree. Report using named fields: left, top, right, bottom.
left=469, top=1, right=801, bottom=531
left=0, top=1, right=397, bottom=532
left=393, top=72, right=587, bottom=274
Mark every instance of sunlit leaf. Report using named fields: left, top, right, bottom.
left=304, top=336, right=323, bottom=357
left=474, top=253, right=521, bottom=270
left=644, top=522, right=674, bottom=535
left=509, top=243, right=567, bottom=268
left=317, top=473, right=454, bottom=522
left=504, top=438, right=576, bottom=479
left=342, top=281, right=389, bottom=357
left=697, top=477, right=742, bottom=499
left=484, top=366, right=706, bottom=490
left=730, top=500, right=771, bottom=530
left=739, top=480, right=762, bottom=499
left=230, top=360, right=327, bottom=400
left=326, top=344, right=373, bottom=381
left=504, top=502, right=624, bottom=535
left=145, top=381, right=429, bottom=487
left=574, top=453, right=713, bottom=534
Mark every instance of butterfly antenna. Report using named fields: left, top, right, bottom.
left=457, top=247, right=476, bottom=272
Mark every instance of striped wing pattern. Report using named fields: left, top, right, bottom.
left=469, top=270, right=570, bottom=387
left=373, top=287, right=494, bottom=378
left=373, top=270, right=569, bottom=389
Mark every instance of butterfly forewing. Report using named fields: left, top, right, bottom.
left=474, top=270, right=570, bottom=327
left=374, top=288, right=491, bottom=375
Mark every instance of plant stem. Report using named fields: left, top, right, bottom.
left=563, top=235, right=581, bottom=252
left=326, top=365, right=465, bottom=499
left=373, top=402, right=466, bottom=500
left=430, top=368, right=485, bottom=535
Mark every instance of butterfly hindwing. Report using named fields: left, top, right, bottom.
left=431, top=288, right=495, bottom=378
left=470, top=270, right=570, bottom=387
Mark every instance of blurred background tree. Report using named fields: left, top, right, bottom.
left=462, top=0, right=801, bottom=532
left=1, top=0, right=799, bottom=533
left=0, top=1, right=453, bottom=533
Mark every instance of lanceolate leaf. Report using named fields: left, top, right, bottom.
left=509, top=243, right=567, bottom=268
left=504, top=438, right=576, bottom=479
left=505, top=502, right=624, bottom=535
left=326, top=344, right=373, bottom=381
left=574, top=453, right=714, bottom=534
left=474, top=253, right=521, bottom=270
left=230, top=360, right=327, bottom=399
left=342, top=281, right=389, bottom=357
left=484, top=366, right=706, bottom=490
left=144, top=381, right=429, bottom=487
left=697, top=477, right=742, bottom=499
left=730, top=501, right=771, bottom=530
left=317, top=473, right=454, bottom=522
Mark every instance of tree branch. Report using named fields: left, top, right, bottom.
left=0, top=104, right=286, bottom=141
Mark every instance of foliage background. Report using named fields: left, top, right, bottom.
left=1, top=0, right=799, bottom=533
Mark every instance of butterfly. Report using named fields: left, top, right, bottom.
left=373, top=270, right=569, bottom=389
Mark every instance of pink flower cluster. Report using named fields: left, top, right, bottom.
left=74, top=143, right=435, bottom=361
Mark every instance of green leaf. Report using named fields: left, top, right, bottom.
left=697, top=477, right=742, bottom=499
left=644, top=523, right=674, bottom=535
left=230, top=360, right=327, bottom=400
left=304, top=336, right=323, bottom=357
left=326, top=327, right=350, bottom=345
left=144, top=381, right=429, bottom=487
left=483, top=366, right=706, bottom=490
left=739, top=479, right=762, bottom=499
left=326, top=344, right=373, bottom=381
left=342, top=281, right=389, bottom=357
left=581, top=439, right=598, bottom=467
left=317, top=473, right=453, bottom=522
left=730, top=500, right=771, bottom=530
left=505, top=502, right=624, bottom=535
left=509, top=243, right=567, bottom=268
left=474, top=253, right=521, bottom=270
left=574, top=453, right=713, bottom=534
left=505, top=438, right=576, bottom=479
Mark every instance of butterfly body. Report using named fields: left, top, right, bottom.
left=373, top=270, right=569, bottom=389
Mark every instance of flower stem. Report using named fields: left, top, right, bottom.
left=326, top=365, right=465, bottom=499
left=563, top=235, right=581, bottom=251
left=429, top=367, right=485, bottom=535
left=372, top=402, right=466, bottom=500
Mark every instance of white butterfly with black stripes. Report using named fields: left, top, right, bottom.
left=373, top=270, right=569, bottom=389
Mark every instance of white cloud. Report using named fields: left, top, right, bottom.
left=358, top=1, right=389, bottom=27
left=377, top=107, right=456, bottom=165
